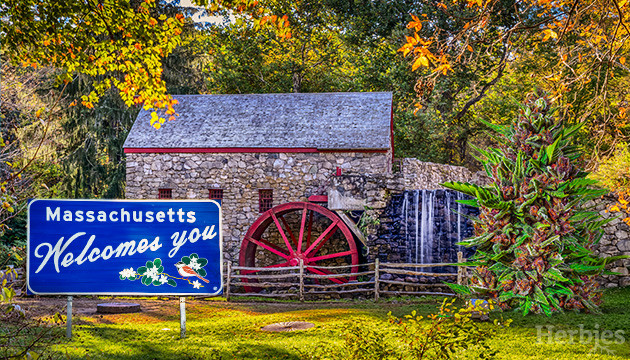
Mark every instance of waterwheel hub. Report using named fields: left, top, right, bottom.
left=289, top=254, right=308, bottom=266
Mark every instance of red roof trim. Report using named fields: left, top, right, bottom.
left=124, top=147, right=388, bottom=154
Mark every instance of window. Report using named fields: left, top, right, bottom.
left=209, top=189, right=223, bottom=200
left=158, top=188, right=172, bottom=199
left=259, top=189, right=273, bottom=213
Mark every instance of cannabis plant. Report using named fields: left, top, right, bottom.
left=444, top=92, right=627, bottom=315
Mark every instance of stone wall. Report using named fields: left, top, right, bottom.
left=588, top=196, right=630, bottom=288
left=400, top=159, right=489, bottom=190
left=126, top=151, right=390, bottom=262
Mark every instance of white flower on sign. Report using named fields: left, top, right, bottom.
left=159, top=275, right=168, bottom=284
left=192, top=280, right=202, bottom=289
left=119, top=268, right=136, bottom=279
left=189, top=257, right=201, bottom=270
left=146, top=267, right=160, bottom=282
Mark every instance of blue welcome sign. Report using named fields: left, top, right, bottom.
left=27, top=199, right=222, bottom=296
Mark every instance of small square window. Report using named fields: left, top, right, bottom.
left=158, top=188, right=172, bottom=199
left=209, top=189, right=223, bottom=200
left=259, top=189, right=273, bottom=213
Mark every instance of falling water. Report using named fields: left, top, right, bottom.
left=397, top=189, right=476, bottom=270
left=416, top=190, right=421, bottom=263
left=456, top=192, right=463, bottom=253
left=402, top=192, right=409, bottom=263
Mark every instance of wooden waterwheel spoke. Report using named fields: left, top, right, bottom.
left=270, top=210, right=295, bottom=255
left=308, top=250, right=356, bottom=263
left=279, top=215, right=298, bottom=248
left=304, top=219, right=339, bottom=256
left=297, top=204, right=308, bottom=252
left=306, top=209, right=313, bottom=248
left=306, top=266, right=347, bottom=284
left=240, top=261, right=292, bottom=275
left=244, top=235, right=290, bottom=260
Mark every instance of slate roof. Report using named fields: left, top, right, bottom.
left=123, top=92, right=392, bottom=150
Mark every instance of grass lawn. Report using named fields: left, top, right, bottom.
left=27, top=287, right=630, bottom=359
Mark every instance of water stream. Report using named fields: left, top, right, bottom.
left=389, top=190, right=476, bottom=272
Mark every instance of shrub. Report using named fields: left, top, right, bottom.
left=306, top=299, right=506, bottom=359
left=443, top=91, right=627, bottom=315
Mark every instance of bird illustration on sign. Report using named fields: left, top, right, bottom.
left=119, top=253, right=209, bottom=288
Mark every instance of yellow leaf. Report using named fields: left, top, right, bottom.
left=412, top=56, right=429, bottom=71
left=610, top=205, right=621, bottom=212
left=542, top=29, right=557, bottom=41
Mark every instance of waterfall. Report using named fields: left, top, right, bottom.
left=402, top=192, right=409, bottom=263
left=399, top=189, right=474, bottom=268
left=457, top=191, right=462, bottom=252
left=416, top=190, right=422, bottom=263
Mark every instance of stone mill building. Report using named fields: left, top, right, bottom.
left=123, top=92, right=629, bottom=288
left=123, top=92, right=486, bottom=270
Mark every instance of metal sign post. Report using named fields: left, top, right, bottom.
left=66, top=296, right=73, bottom=339
left=180, top=297, right=186, bottom=339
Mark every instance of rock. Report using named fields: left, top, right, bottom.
left=404, top=276, right=419, bottom=283
left=97, top=303, right=141, bottom=314
left=617, top=240, right=630, bottom=252
left=380, top=273, right=393, bottom=281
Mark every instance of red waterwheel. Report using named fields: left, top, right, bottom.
left=239, top=202, right=359, bottom=290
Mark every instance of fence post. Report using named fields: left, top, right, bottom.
left=374, top=258, right=380, bottom=301
left=299, top=259, right=305, bottom=302
left=457, top=251, right=463, bottom=286
left=226, top=261, right=232, bottom=302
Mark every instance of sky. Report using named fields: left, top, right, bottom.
left=174, top=0, right=233, bottom=24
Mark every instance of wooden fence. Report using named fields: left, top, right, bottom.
left=225, top=252, right=469, bottom=301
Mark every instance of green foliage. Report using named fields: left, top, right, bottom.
left=386, top=299, right=507, bottom=359
left=443, top=91, right=627, bottom=315
left=1, top=0, right=184, bottom=128
left=307, top=298, right=506, bottom=360
left=590, top=144, right=630, bottom=193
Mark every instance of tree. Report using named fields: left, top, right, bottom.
left=399, top=0, right=630, bottom=167
left=444, top=92, right=626, bottom=315
left=1, top=0, right=188, bottom=234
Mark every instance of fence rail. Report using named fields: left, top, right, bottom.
left=225, top=252, right=470, bottom=301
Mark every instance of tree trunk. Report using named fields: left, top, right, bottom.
left=292, top=72, right=302, bottom=93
